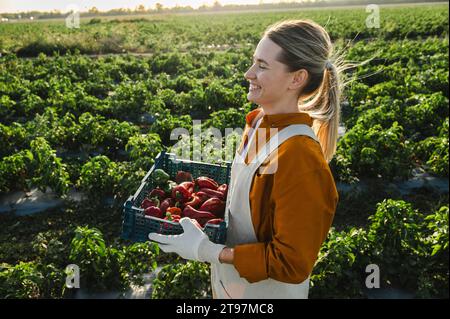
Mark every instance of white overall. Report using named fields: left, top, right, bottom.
left=211, top=118, right=320, bottom=299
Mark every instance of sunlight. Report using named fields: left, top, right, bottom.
left=0, top=0, right=278, bottom=13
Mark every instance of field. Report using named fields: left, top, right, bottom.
left=0, top=3, right=448, bottom=298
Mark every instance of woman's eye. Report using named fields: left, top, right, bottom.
left=251, top=60, right=266, bottom=69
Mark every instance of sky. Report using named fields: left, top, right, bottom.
left=0, top=0, right=295, bottom=13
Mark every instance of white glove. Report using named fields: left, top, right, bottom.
left=148, top=217, right=226, bottom=264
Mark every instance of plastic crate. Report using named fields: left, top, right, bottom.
left=122, top=151, right=231, bottom=244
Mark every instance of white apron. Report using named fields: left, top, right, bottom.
left=211, top=118, right=320, bottom=299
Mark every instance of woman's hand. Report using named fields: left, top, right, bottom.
left=219, top=247, right=234, bottom=264
left=149, top=217, right=226, bottom=264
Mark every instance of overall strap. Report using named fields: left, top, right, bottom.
left=249, top=124, right=319, bottom=167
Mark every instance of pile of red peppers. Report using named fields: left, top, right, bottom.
left=140, top=170, right=227, bottom=228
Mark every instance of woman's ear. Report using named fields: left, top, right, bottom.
left=289, top=69, right=308, bottom=91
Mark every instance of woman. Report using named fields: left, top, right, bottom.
left=149, top=19, right=343, bottom=299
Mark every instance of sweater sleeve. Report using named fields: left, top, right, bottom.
left=233, top=139, right=339, bottom=284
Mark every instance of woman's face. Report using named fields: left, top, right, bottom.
left=244, top=36, right=301, bottom=109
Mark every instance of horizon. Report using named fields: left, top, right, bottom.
left=1, top=0, right=433, bottom=14
left=1, top=0, right=293, bottom=14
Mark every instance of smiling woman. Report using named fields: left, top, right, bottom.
left=149, top=18, right=346, bottom=299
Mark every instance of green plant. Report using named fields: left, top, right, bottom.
left=0, top=149, right=33, bottom=192
left=203, top=107, right=246, bottom=132
left=336, top=121, right=414, bottom=181
left=125, top=133, right=164, bottom=170
left=151, top=260, right=211, bottom=299
left=32, top=231, right=67, bottom=267
left=310, top=228, right=368, bottom=298
left=121, top=242, right=159, bottom=287
left=416, top=205, right=449, bottom=298
left=0, top=260, right=67, bottom=299
left=424, top=206, right=449, bottom=258
left=413, top=117, right=449, bottom=177
left=69, top=226, right=158, bottom=292
left=367, top=199, right=425, bottom=289
left=77, top=155, right=120, bottom=199
left=30, top=137, right=70, bottom=196
left=0, top=262, right=44, bottom=298
left=0, top=122, right=27, bottom=158
left=311, top=199, right=449, bottom=298
left=69, top=226, right=111, bottom=291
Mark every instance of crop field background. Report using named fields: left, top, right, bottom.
left=0, top=2, right=448, bottom=299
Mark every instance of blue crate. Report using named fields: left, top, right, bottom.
left=122, top=151, right=231, bottom=244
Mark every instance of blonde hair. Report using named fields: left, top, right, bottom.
left=264, top=19, right=354, bottom=163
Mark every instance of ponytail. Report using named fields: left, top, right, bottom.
left=301, top=59, right=344, bottom=163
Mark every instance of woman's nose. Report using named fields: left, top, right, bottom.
left=244, top=66, right=256, bottom=80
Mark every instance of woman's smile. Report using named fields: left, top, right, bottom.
left=249, top=83, right=261, bottom=92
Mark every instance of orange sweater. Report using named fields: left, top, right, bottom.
left=232, top=108, right=339, bottom=284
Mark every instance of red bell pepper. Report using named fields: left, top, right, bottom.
left=195, top=191, right=210, bottom=202
left=149, top=188, right=166, bottom=201
left=171, top=182, right=194, bottom=202
left=141, top=198, right=159, bottom=209
left=166, top=207, right=182, bottom=216
left=195, top=176, right=219, bottom=190
left=217, top=184, right=228, bottom=198
left=145, top=206, right=163, bottom=218
left=175, top=171, right=193, bottom=184
left=184, top=194, right=203, bottom=209
left=205, top=218, right=224, bottom=225
left=199, top=198, right=225, bottom=218
left=164, top=212, right=180, bottom=222
left=159, top=198, right=174, bottom=214
left=160, top=212, right=180, bottom=233
left=199, top=188, right=224, bottom=200
left=182, top=205, right=216, bottom=227
left=180, top=181, right=195, bottom=193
